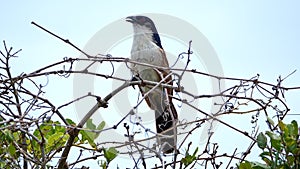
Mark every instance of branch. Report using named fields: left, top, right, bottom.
left=57, top=81, right=137, bottom=168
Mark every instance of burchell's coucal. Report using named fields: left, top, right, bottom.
left=126, top=15, right=178, bottom=153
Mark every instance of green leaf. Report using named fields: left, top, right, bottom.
left=12, top=132, right=20, bottom=141
left=86, top=119, right=96, bottom=130
left=86, top=130, right=96, bottom=140
left=5, top=130, right=14, bottom=142
left=95, top=121, right=105, bottom=139
left=97, top=121, right=105, bottom=131
left=266, top=117, right=275, bottom=127
left=270, top=139, right=282, bottom=152
left=82, top=120, right=105, bottom=142
left=238, top=161, right=252, bottom=169
left=40, top=122, right=54, bottom=136
left=261, top=156, right=272, bottom=166
left=265, top=131, right=280, bottom=140
left=53, top=121, right=66, bottom=133
left=280, top=121, right=299, bottom=154
left=103, top=147, right=118, bottom=164
left=278, top=121, right=286, bottom=133
left=286, top=155, right=295, bottom=166
left=47, top=132, right=69, bottom=153
left=251, top=161, right=270, bottom=169
left=80, top=130, right=96, bottom=148
left=33, top=129, right=41, bottom=138
left=181, top=147, right=198, bottom=166
left=8, top=144, right=16, bottom=157
left=192, top=147, right=198, bottom=156
left=83, top=119, right=98, bottom=141
left=288, top=120, right=298, bottom=138
left=181, top=155, right=196, bottom=166
left=285, top=138, right=297, bottom=153
left=257, top=132, right=267, bottom=149
left=266, top=131, right=282, bottom=151
left=239, top=161, right=270, bottom=169
left=66, top=118, right=76, bottom=125
left=99, top=160, right=107, bottom=169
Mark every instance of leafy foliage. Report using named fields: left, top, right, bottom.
left=100, top=147, right=118, bottom=168
left=0, top=123, right=21, bottom=168
left=181, top=147, right=198, bottom=167
left=238, top=120, right=300, bottom=169
left=80, top=119, right=105, bottom=148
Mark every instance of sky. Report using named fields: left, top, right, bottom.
left=1, top=1, right=300, bottom=168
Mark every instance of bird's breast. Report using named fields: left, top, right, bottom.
left=130, top=36, right=165, bottom=74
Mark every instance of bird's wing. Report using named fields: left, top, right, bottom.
left=137, top=48, right=174, bottom=110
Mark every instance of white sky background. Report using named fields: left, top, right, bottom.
left=1, top=1, right=300, bottom=168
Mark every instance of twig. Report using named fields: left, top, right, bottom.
left=31, top=22, right=92, bottom=58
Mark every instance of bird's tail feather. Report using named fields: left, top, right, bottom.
left=155, top=101, right=177, bottom=154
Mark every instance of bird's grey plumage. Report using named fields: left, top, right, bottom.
left=126, top=15, right=178, bottom=153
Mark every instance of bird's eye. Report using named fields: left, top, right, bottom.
left=137, top=16, right=145, bottom=23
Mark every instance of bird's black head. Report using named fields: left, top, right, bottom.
left=126, top=15, right=163, bottom=49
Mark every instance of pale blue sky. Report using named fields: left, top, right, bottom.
left=1, top=1, right=300, bottom=168
left=3, top=1, right=300, bottom=83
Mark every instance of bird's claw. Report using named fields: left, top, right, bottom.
left=131, top=76, right=140, bottom=89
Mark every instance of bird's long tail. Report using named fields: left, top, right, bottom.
left=155, top=101, right=177, bottom=153
left=147, top=89, right=178, bottom=154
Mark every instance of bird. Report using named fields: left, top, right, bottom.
left=126, top=15, right=178, bottom=153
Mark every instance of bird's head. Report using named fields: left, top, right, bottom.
left=126, top=15, right=163, bottom=49
left=126, top=15, right=158, bottom=33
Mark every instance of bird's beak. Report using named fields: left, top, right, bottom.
left=126, top=16, right=136, bottom=23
